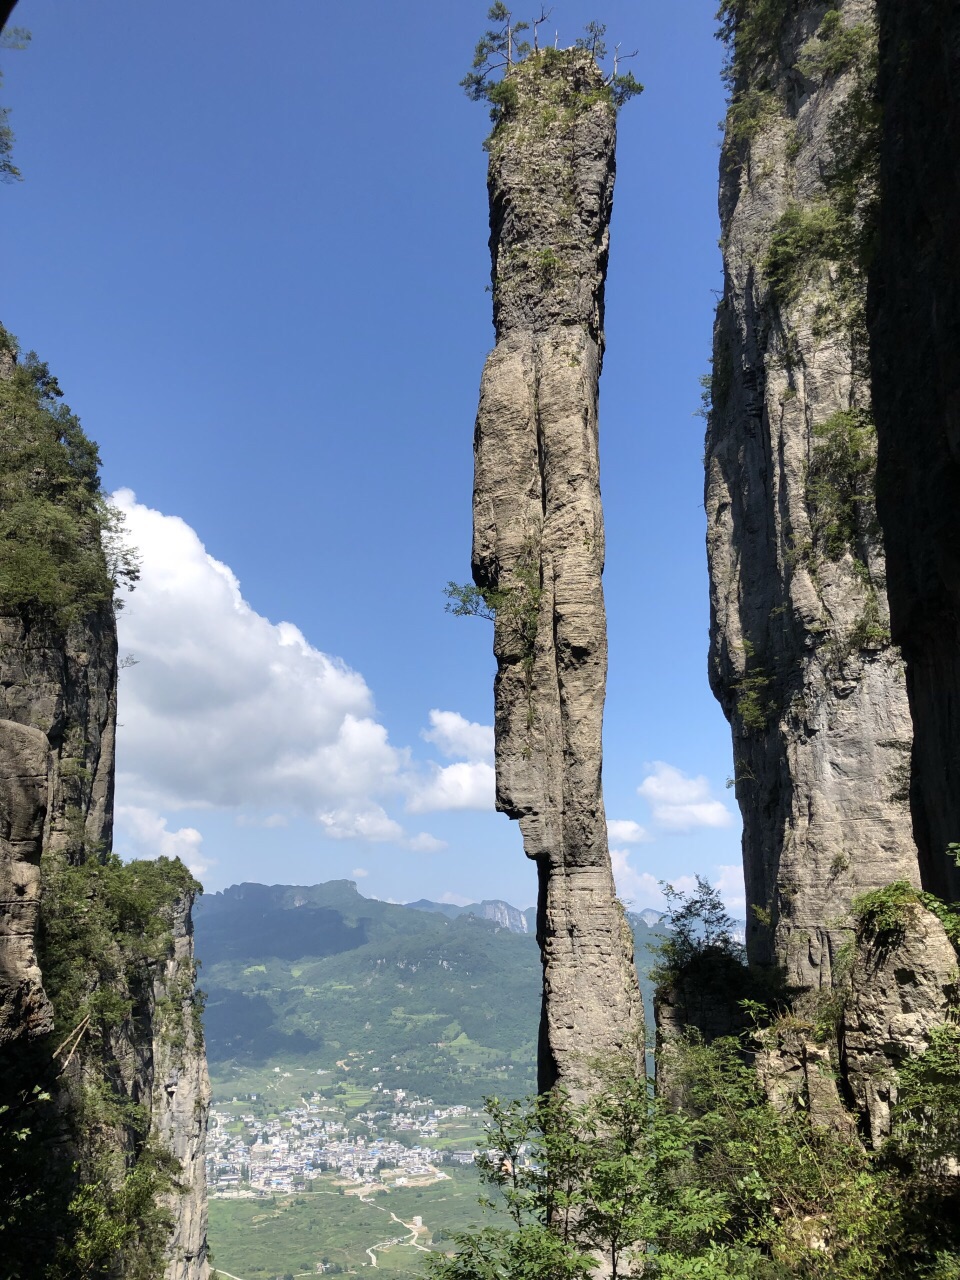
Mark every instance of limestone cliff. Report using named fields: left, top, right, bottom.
left=0, top=329, right=209, bottom=1278
left=705, top=0, right=920, bottom=993
left=470, top=49, right=642, bottom=1093
left=869, top=0, right=960, bottom=904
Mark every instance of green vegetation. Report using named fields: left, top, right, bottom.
left=426, top=1038, right=960, bottom=1280
left=798, top=12, right=873, bottom=83
left=851, top=880, right=960, bottom=951
left=461, top=6, right=642, bottom=128
left=716, top=0, right=790, bottom=83
left=0, top=853, right=202, bottom=1278
left=763, top=201, right=843, bottom=307
left=804, top=408, right=878, bottom=561
left=40, top=852, right=202, bottom=1047
left=0, top=325, right=139, bottom=629
left=732, top=639, right=775, bottom=733
left=0, top=25, right=29, bottom=181
left=209, top=1168, right=487, bottom=1280
left=445, top=554, right=541, bottom=667
left=197, top=882, right=667, bottom=1107
left=56, top=1140, right=182, bottom=1280
left=426, top=881, right=960, bottom=1279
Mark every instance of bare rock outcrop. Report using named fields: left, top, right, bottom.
left=471, top=50, right=642, bottom=1092
left=152, top=895, right=212, bottom=1280
left=869, top=0, right=960, bottom=903
left=842, top=899, right=958, bottom=1145
left=705, top=0, right=920, bottom=991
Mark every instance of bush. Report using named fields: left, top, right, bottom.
left=0, top=325, right=139, bottom=630
left=804, top=408, right=878, bottom=561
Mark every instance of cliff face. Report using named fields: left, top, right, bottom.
left=0, top=333, right=209, bottom=1279
left=471, top=50, right=642, bottom=1092
left=869, top=0, right=960, bottom=903
left=705, top=0, right=920, bottom=992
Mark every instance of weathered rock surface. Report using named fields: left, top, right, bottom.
left=756, top=1023, right=859, bottom=1139
left=843, top=902, right=958, bottom=1145
left=706, top=0, right=920, bottom=991
left=0, top=718, right=51, bottom=1043
left=869, top=0, right=960, bottom=903
left=471, top=50, right=642, bottom=1092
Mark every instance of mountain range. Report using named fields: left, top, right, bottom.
left=194, top=880, right=667, bottom=1104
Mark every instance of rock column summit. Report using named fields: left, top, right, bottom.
left=705, top=0, right=920, bottom=992
left=470, top=49, right=642, bottom=1093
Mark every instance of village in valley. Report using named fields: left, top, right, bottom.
left=207, top=1081, right=483, bottom=1199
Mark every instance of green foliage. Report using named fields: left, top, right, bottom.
left=892, top=1024, right=960, bottom=1171
left=763, top=202, right=843, bottom=306
left=0, top=325, right=140, bottom=629
left=0, top=853, right=200, bottom=1277
left=52, top=1139, right=182, bottom=1280
left=804, top=409, right=878, bottom=561
left=716, top=0, right=790, bottom=84
left=444, top=581, right=499, bottom=623
left=851, top=879, right=960, bottom=952
left=461, top=7, right=641, bottom=125
left=653, top=877, right=745, bottom=990
left=39, top=852, right=202, bottom=1045
left=847, top=593, right=890, bottom=652
left=798, top=13, right=873, bottom=83
left=732, top=639, right=774, bottom=733
left=424, top=1034, right=956, bottom=1280
left=0, top=26, right=30, bottom=182
left=446, top=553, right=541, bottom=666
left=851, top=880, right=922, bottom=946
left=725, top=85, right=777, bottom=145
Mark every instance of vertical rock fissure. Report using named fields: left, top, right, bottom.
left=470, top=48, right=642, bottom=1095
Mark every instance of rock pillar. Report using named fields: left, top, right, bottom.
left=471, top=49, right=642, bottom=1093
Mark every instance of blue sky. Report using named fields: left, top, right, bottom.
left=3, top=0, right=743, bottom=912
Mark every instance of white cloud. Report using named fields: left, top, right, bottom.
left=714, top=863, right=747, bottom=916
left=318, top=806, right=404, bottom=842
left=406, top=832, right=448, bottom=853
left=422, top=710, right=494, bottom=764
left=351, top=867, right=369, bottom=878
left=113, top=490, right=407, bottom=820
left=115, top=805, right=210, bottom=878
left=406, top=761, right=496, bottom=813
left=439, top=891, right=471, bottom=907
left=235, top=813, right=289, bottom=829
left=637, top=762, right=733, bottom=831
left=609, top=849, right=665, bottom=909
left=606, top=819, right=650, bottom=845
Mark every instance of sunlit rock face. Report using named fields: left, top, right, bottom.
left=705, top=0, right=920, bottom=993
left=869, top=0, right=960, bottom=905
left=843, top=901, right=958, bottom=1146
left=471, top=49, right=642, bottom=1094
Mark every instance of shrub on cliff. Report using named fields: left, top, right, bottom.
left=0, top=325, right=139, bottom=629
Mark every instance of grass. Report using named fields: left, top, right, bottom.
left=208, top=1167, right=488, bottom=1280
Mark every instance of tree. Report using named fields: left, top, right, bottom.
left=460, top=7, right=643, bottom=119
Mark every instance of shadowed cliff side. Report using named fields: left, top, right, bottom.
left=704, top=0, right=921, bottom=993
left=869, top=0, right=960, bottom=904
left=469, top=47, right=642, bottom=1095
left=0, top=327, right=209, bottom=1280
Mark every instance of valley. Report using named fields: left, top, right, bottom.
left=196, top=880, right=666, bottom=1278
